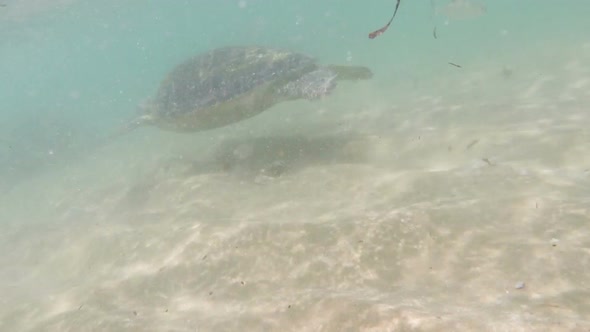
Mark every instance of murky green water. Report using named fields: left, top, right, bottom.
left=1, top=1, right=589, bottom=331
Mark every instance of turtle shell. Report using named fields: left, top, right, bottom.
left=151, top=46, right=318, bottom=120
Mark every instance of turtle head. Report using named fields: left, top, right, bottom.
left=106, top=114, right=154, bottom=141
left=105, top=101, right=156, bottom=141
left=131, top=99, right=160, bottom=127
left=136, top=98, right=155, bottom=116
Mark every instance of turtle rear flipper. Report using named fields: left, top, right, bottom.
left=326, top=65, right=373, bottom=81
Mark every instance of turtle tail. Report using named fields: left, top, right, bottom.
left=326, top=65, right=373, bottom=81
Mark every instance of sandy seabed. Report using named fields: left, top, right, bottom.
left=1, top=42, right=590, bottom=332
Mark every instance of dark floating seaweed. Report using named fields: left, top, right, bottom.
left=369, top=0, right=401, bottom=39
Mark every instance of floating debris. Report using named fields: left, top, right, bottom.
left=369, top=0, right=401, bottom=39
left=448, top=62, right=462, bottom=68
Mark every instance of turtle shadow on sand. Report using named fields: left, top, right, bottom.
left=212, top=131, right=373, bottom=177
left=117, top=131, right=374, bottom=211
left=156, top=131, right=373, bottom=180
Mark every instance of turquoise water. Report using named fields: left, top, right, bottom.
left=1, top=1, right=590, bottom=330
left=1, top=1, right=587, bottom=127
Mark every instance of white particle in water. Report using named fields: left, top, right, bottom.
left=295, top=15, right=304, bottom=26
left=346, top=51, right=353, bottom=63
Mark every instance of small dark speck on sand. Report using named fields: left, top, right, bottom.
left=133, top=311, right=138, bottom=316
left=482, top=158, right=494, bottom=166
left=465, top=139, right=479, bottom=150
left=501, top=67, right=513, bottom=79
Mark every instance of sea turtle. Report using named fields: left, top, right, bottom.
left=116, top=45, right=373, bottom=135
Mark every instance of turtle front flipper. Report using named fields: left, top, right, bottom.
left=325, top=65, right=373, bottom=81
left=278, top=65, right=373, bottom=100
left=278, top=68, right=339, bottom=100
